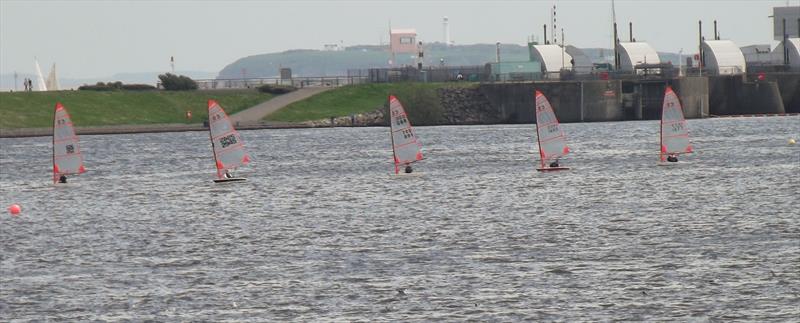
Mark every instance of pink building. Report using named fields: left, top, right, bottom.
left=390, top=29, right=418, bottom=54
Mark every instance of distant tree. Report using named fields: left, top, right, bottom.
left=158, top=73, right=198, bottom=91
left=78, top=81, right=155, bottom=91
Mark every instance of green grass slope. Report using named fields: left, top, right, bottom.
left=265, top=82, right=477, bottom=125
left=0, top=90, right=274, bottom=129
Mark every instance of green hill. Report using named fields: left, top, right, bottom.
left=218, top=43, right=531, bottom=78
left=218, top=43, right=682, bottom=79
left=0, top=90, right=273, bottom=129
left=266, top=82, right=476, bottom=125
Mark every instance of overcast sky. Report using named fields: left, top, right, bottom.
left=0, top=0, right=793, bottom=78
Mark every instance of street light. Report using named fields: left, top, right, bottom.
left=496, top=42, right=501, bottom=81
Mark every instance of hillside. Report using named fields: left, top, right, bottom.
left=265, top=82, right=477, bottom=125
left=218, top=43, right=531, bottom=78
left=218, top=43, right=683, bottom=79
left=0, top=90, right=273, bottom=129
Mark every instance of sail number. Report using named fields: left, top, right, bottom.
left=546, top=124, right=559, bottom=134
left=671, top=123, right=685, bottom=132
left=395, top=117, right=408, bottom=126
left=401, top=129, right=414, bottom=139
left=65, top=144, right=75, bottom=154
left=220, top=134, right=238, bottom=148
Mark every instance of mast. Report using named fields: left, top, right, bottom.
left=208, top=101, right=222, bottom=179
left=659, top=93, right=664, bottom=162
left=611, top=0, right=617, bottom=68
left=534, top=90, right=546, bottom=169
left=388, top=96, right=399, bottom=174
left=52, top=103, right=57, bottom=183
left=535, top=114, right=546, bottom=169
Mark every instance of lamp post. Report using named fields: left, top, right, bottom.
left=496, top=41, right=501, bottom=82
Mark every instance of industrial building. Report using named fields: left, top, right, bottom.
left=771, top=38, right=800, bottom=70
left=615, top=42, right=661, bottom=73
left=528, top=44, right=573, bottom=78
left=701, top=40, right=747, bottom=75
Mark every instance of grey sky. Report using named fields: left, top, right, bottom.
left=0, top=0, right=793, bottom=79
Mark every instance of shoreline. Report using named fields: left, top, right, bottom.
left=2, top=113, right=797, bottom=139
left=0, top=122, right=313, bottom=138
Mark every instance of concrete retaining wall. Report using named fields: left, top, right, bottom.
left=437, top=75, right=789, bottom=124
left=708, top=76, right=785, bottom=115
left=774, top=74, right=800, bottom=113
left=580, top=81, right=625, bottom=122
left=478, top=81, right=623, bottom=123
left=674, top=77, right=709, bottom=119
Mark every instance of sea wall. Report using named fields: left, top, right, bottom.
left=673, top=77, right=709, bottom=118
left=708, top=76, right=785, bottom=115
left=773, top=74, right=800, bottom=113
left=310, top=75, right=793, bottom=128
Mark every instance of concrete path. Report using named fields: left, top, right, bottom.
left=229, top=86, right=333, bottom=124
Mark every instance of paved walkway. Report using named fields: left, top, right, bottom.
left=229, top=86, right=333, bottom=124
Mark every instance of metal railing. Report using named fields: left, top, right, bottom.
left=173, top=62, right=761, bottom=90
left=159, top=76, right=369, bottom=90
left=684, top=65, right=745, bottom=76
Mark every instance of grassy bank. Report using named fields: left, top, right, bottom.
left=0, top=90, right=274, bottom=129
left=265, top=82, right=477, bottom=125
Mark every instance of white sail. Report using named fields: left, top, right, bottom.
left=389, top=95, right=423, bottom=173
left=208, top=100, right=249, bottom=179
left=34, top=59, right=48, bottom=91
left=660, top=86, right=692, bottom=160
left=534, top=90, right=569, bottom=167
left=46, top=63, right=60, bottom=91
left=53, top=102, right=85, bottom=182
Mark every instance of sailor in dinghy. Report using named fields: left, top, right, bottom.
left=533, top=91, right=570, bottom=172
left=388, top=95, right=424, bottom=176
left=52, top=102, right=86, bottom=184
left=659, top=86, right=693, bottom=165
left=207, top=100, right=251, bottom=182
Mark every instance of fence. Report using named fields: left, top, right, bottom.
left=160, top=76, right=369, bottom=90
left=351, top=65, right=491, bottom=83
left=684, top=65, right=746, bottom=77
left=179, top=62, right=719, bottom=90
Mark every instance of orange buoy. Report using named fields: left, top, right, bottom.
left=8, top=204, right=21, bottom=215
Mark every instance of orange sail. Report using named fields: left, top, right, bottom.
left=52, top=102, right=85, bottom=183
left=208, top=100, right=250, bottom=179
left=534, top=91, right=570, bottom=169
left=660, top=86, right=692, bottom=161
left=388, top=95, right=423, bottom=174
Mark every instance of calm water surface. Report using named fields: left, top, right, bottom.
left=1, top=117, right=799, bottom=321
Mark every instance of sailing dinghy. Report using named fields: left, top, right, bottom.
left=534, top=90, right=570, bottom=172
left=208, top=100, right=250, bottom=183
left=659, top=86, right=692, bottom=165
left=389, top=95, right=424, bottom=175
left=52, top=102, right=85, bottom=183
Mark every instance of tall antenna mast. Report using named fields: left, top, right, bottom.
left=551, top=5, right=558, bottom=45
left=443, top=16, right=451, bottom=45
left=611, top=0, right=617, bottom=51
